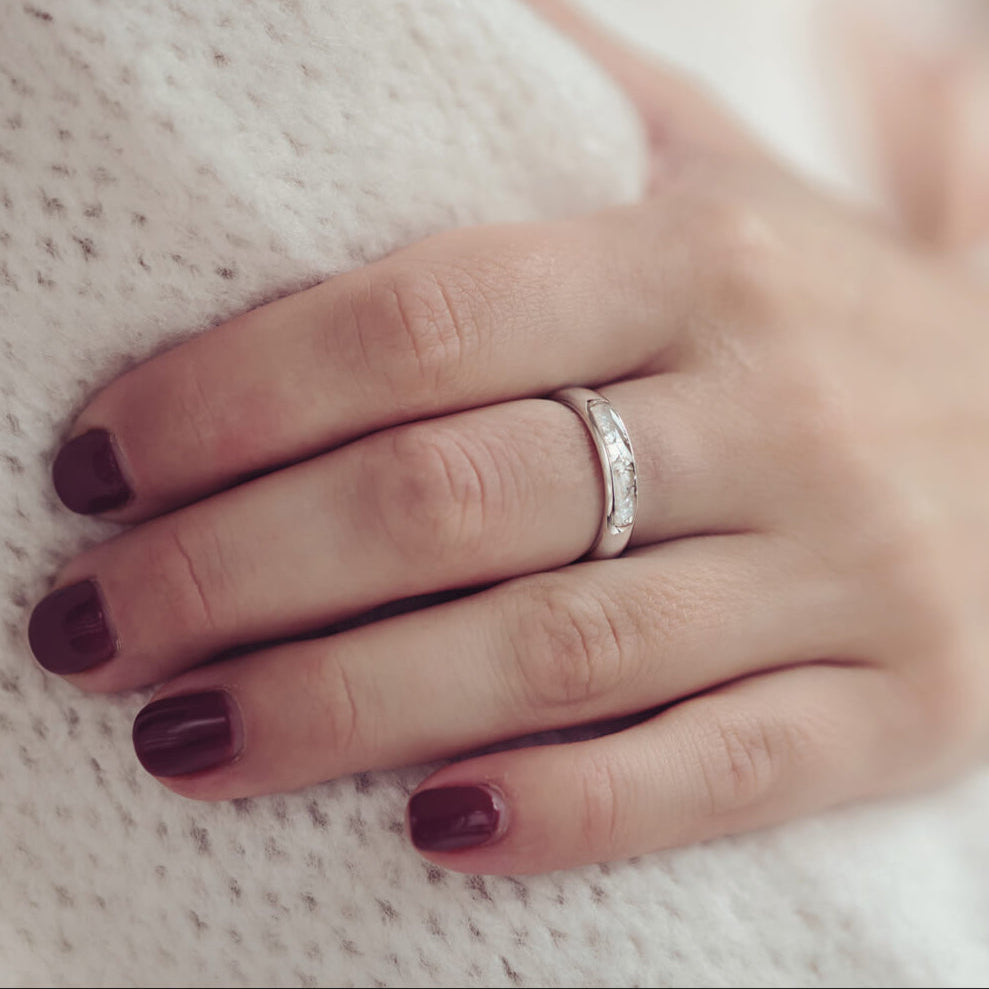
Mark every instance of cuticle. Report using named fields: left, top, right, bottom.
left=104, top=429, right=137, bottom=509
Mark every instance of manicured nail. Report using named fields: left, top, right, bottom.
left=52, top=428, right=133, bottom=514
left=133, top=691, right=244, bottom=777
left=28, top=579, right=117, bottom=674
left=408, top=784, right=506, bottom=852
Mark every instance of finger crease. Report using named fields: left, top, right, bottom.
left=169, top=529, right=216, bottom=633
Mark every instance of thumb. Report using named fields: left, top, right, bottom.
left=527, top=0, right=771, bottom=171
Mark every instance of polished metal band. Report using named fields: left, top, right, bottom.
left=550, top=387, right=638, bottom=560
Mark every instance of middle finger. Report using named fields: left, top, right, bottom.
left=29, top=375, right=755, bottom=691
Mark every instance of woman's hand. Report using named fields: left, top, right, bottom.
left=27, top=10, right=989, bottom=875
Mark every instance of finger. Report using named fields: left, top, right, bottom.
left=31, top=372, right=767, bottom=691
left=526, top=0, right=771, bottom=169
left=54, top=202, right=699, bottom=520
left=405, top=663, right=919, bottom=874
left=125, top=534, right=854, bottom=799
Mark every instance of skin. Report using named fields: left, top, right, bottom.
left=34, top=5, right=989, bottom=874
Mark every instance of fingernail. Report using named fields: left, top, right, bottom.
left=408, top=784, right=506, bottom=852
left=28, top=579, right=117, bottom=674
left=133, top=690, right=244, bottom=777
left=52, top=428, right=133, bottom=514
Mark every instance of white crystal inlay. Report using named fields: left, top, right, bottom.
left=589, top=402, right=636, bottom=529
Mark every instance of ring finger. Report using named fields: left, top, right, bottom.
left=30, top=374, right=758, bottom=691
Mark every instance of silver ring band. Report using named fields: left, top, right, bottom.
left=549, top=386, right=638, bottom=560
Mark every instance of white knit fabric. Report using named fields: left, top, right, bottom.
left=1, top=1, right=987, bottom=986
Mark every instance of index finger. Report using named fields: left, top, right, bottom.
left=53, top=203, right=696, bottom=520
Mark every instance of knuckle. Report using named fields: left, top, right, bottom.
left=835, top=502, right=980, bottom=705
left=509, top=578, right=629, bottom=714
left=362, top=424, right=495, bottom=565
left=685, top=189, right=789, bottom=332
left=871, top=531, right=962, bottom=645
left=696, top=711, right=799, bottom=818
left=353, top=264, right=481, bottom=400
left=816, top=477, right=989, bottom=757
left=865, top=504, right=989, bottom=757
left=748, top=347, right=896, bottom=533
left=769, top=368, right=866, bottom=496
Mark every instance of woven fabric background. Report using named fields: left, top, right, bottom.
left=1, top=1, right=987, bottom=986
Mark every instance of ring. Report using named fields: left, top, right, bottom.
left=549, top=386, right=638, bottom=560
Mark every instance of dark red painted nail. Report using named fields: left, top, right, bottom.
left=408, top=785, right=506, bottom=852
left=28, top=579, right=117, bottom=674
left=52, top=428, right=133, bottom=514
left=133, top=691, right=244, bottom=777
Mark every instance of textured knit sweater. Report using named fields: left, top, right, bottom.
left=1, top=2, right=987, bottom=986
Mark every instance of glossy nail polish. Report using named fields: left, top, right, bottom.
left=28, top=579, right=117, bottom=674
left=52, top=428, right=133, bottom=514
left=408, top=784, right=506, bottom=852
left=133, top=691, right=244, bottom=777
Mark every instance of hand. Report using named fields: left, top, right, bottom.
left=27, top=8, right=989, bottom=875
